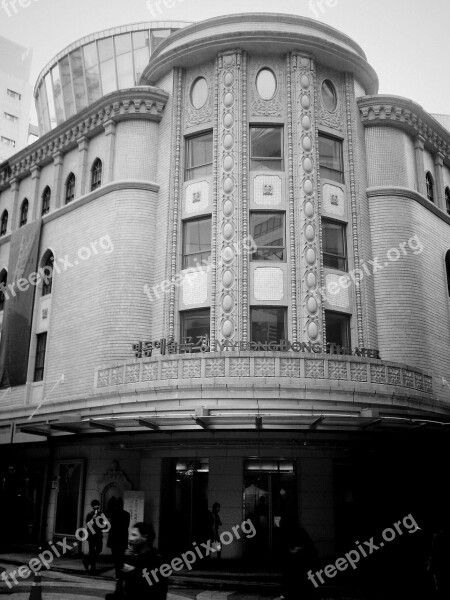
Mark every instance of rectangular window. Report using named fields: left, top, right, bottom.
left=7, top=89, right=21, bottom=100
left=185, top=131, right=213, bottom=181
left=181, top=309, right=210, bottom=344
left=325, top=311, right=351, bottom=348
left=251, top=307, right=286, bottom=344
left=3, top=112, right=18, bottom=123
left=319, top=133, right=344, bottom=183
left=1, top=136, right=16, bottom=147
left=322, top=219, right=347, bottom=271
left=34, top=332, right=47, bottom=382
left=250, top=126, right=283, bottom=171
left=250, top=212, right=285, bottom=261
left=182, top=217, right=211, bottom=269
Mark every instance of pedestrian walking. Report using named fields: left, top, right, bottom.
left=82, top=499, right=103, bottom=575
left=105, top=522, right=167, bottom=600
left=280, top=521, right=319, bottom=600
left=107, top=497, right=131, bottom=579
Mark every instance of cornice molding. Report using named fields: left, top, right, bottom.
left=367, top=185, right=450, bottom=225
left=358, top=95, right=450, bottom=160
left=0, top=87, right=168, bottom=191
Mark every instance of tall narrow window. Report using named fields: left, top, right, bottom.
left=0, top=210, right=7, bottom=236
left=182, top=217, right=211, bottom=269
left=65, top=173, right=76, bottom=204
left=446, top=251, right=450, bottom=297
left=185, top=131, right=213, bottom=181
left=319, top=133, right=344, bottom=183
left=445, top=187, right=450, bottom=215
left=42, top=186, right=51, bottom=216
left=325, top=311, right=351, bottom=348
left=41, top=252, right=54, bottom=296
left=250, top=212, right=285, bottom=261
left=34, top=332, right=47, bottom=382
left=250, top=126, right=283, bottom=171
left=19, top=199, right=28, bottom=227
left=425, top=172, right=434, bottom=202
left=322, top=219, right=347, bottom=271
left=91, top=158, right=102, bottom=191
left=0, top=270, right=7, bottom=311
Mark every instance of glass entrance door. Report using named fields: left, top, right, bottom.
left=243, top=460, right=296, bottom=559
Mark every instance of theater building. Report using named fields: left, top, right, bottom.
left=1, top=14, right=450, bottom=561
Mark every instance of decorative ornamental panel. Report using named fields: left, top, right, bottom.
left=98, top=369, right=110, bottom=388
left=370, top=364, right=386, bottom=384
left=255, top=358, right=276, bottom=377
left=111, top=367, right=123, bottom=386
left=280, top=359, right=301, bottom=378
left=316, top=67, right=344, bottom=132
left=350, top=362, right=368, bottom=382
left=205, top=359, right=226, bottom=377
left=182, top=271, right=208, bottom=306
left=403, top=370, right=415, bottom=388
left=254, top=175, right=282, bottom=206
left=230, top=357, right=250, bottom=377
left=305, top=359, right=325, bottom=379
left=254, top=268, right=284, bottom=301
left=184, top=63, right=214, bottom=129
left=329, top=361, right=348, bottom=380
left=161, top=361, right=179, bottom=380
left=142, top=363, right=158, bottom=382
left=323, top=183, right=345, bottom=217
left=387, top=367, right=401, bottom=386
left=185, top=180, right=210, bottom=214
left=125, top=364, right=140, bottom=384
left=182, top=359, right=201, bottom=379
left=249, top=58, right=284, bottom=118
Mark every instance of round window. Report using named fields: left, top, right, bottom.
left=190, top=77, right=208, bottom=109
left=321, top=79, right=337, bottom=112
left=256, top=68, right=277, bottom=101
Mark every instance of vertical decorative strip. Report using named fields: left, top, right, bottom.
left=210, top=58, right=220, bottom=346
left=344, top=73, right=364, bottom=347
left=216, top=51, right=242, bottom=343
left=287, top=54, right=298, bottom=342
left=241, top=52, right=249, bottom=341
left=294, top=54, right=321, bottom=344
left=168, top=68, right=183, bottom=339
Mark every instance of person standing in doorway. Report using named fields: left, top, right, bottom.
left=82, top=500, right=103, bottom=575
left=107, top=497, right=131, bottom=579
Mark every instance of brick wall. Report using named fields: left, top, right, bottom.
left=365, top=127, right=416, bottom=189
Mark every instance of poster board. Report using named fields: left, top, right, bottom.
left=123, top=491, right=145, bottom=531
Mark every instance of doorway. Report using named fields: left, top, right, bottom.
left=243, top=459, right=296, bottom=559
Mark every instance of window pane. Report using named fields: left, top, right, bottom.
left=100, top=59, right=117, bottom=95
left=150, top=30, right=171, bottom=53
left=250, top=213, right=285, bottom=261
left=133, top=30, right=149, bottom=50
left=83, top=41, right=101, bottom=102
left=251, top=128, right=282, bottom=158
left=326, top=311, right=350, bottom=348
left=114, top=33, right=132, bottom=56
left=251, top=308, right=286, bottom=344
left=181, top=309, right=210, bottom=342
left=183, top=218, right=211, bottom=268
left=51, top=64, right=65, bottom=125
left=185, top=132, right=213, bottom=181
left=34, top=332, right=47, bottom=382
left=44, top=73, right=57, bottom=129
left=98, top=37, right=114, bottom=62
left=117, top=52, right=134, bottom=89
left=319, top=134, right=344, bottom=183
left=323, top=220, right=347, bottom=270
left=70, top=49, right=87, bottom=112
left=134, top=46, right=150, bottom=83
left=59, top=56, right=75, bottom=119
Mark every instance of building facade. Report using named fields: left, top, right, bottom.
left=0, top=36, right=33, bottom=162
left=1, top=14, right=450, bottom=563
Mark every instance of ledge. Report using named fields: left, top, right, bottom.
left=0, top=87, right=169, bottom=190
left=358, top=95, right=450, bottom=161
left=367, top=186, right=450, bottom=225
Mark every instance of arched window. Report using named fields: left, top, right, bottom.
left=41, top=251, right=54, bottom=296
left=425, top=172, right=434, bottom=203
left=0, top=269, right=7, bottom=311
left=445, top=187, right=450, bottom=216
left=91, top=158, right=102, bottom=191
left=0, top=210, right=7, bottom=236
left=446, top=251, right=450, bottom=297
left=19, top=198, right=28, bottom=227
left=41, top=186, right=51, bottom=216
left=65, top=173, right=76, bottom=204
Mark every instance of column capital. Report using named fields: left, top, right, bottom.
left=53, top=150, right=64, bottom=166
left=414, top=135, right=425, bottom=150
left=104, top=119, right=117, bottom=136
left=435, top=152, right=445, bottom=167
left=9, top=177, right=19, bottom=193
left=77, top=136, right=89, bottom=152
left=30, top=165, right=41, bottom=180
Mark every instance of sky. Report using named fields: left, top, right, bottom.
left=0, top=0, right=449, bottom=124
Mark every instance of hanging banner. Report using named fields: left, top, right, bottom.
left=0, top=219, right=42, bottom=388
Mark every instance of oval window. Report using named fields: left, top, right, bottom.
left=190, top=77, right=208, bottom=109
left=256, top=68, right=277, bottom=101
left=321, top=79, right=337, bottom=112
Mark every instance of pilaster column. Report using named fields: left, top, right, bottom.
left=30, top=165, right=41, bottom=221
left=103, top=120, right=116, bottom=184
left=434, top=152, right=445, bottom=211
left=10, top=178, right=20, bottom=230
left=77, top=136, right=89, bottom=196
left=53, top=151, right=64, bottom=208
left=414, top=135, right=427, bottom=197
